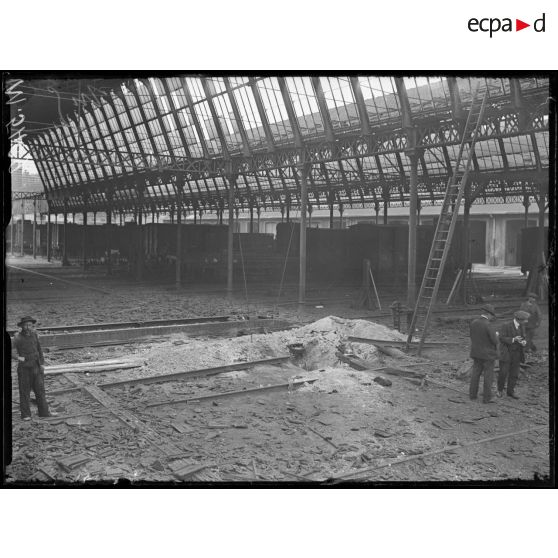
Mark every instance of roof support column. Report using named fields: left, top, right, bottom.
left=62, top=201, right=70, bottom=266
left=407, top=151, right=419, bottom=308
left=46, top=211, right=52, bottom=261
left=20, top=210, right=24, bottom=256
left=298, top=161, right=310, bottom=306
left=383, top=198, right=389, bottom=225
left=395, top=78, right=419, bottom=310
left=536, top=182, right=547, bottom=299
left=176, top=180, right=183, bottom=289
left=10, top=216, right=15, bottom=256
left=249, top=202, right=254, bottom=234
left=82, top=209, right=88, bottom=271
left=32, top=198, right=37, bottom=259
left=459, top=181, right=472, bottom=304
left=226, top=172, right=237, bottom=297
left=106, top=196, right=113, bottom=276
left=523, top=194, right=530, bottom=229
left=136, top=189, right=144, bottom=282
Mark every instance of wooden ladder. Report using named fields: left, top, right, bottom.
left=406, top=84, right=489, bottom=354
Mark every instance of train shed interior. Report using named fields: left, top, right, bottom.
left=5, top=74, right=552, bottom=484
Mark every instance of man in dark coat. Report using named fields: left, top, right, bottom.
left=519, top=292, right=542, bottom=353
left=497, top=310, right=529, bottom=399
left=11, top=316, right=57, bottom=421
left=469, top=304, right=499, bottom=403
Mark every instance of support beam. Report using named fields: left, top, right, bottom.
left=176, top=181, right=183, bottom=288
left=62, top=203, right=69, bottom=266
left=311, top=77, right=336, bottom=143
left=46, top=212, right=52, bottom=261
left=10, top=217, right=15, bottom=256
left=136, top=190, right=144, bottom=281
left=459, top=183, right=472, bottom=304
left=20, top=212, right=24, bottom=256
left=224, top=77, right=253, bottom=156
left=447, top=77, right=464, bottom=120
left=277, top=77, right=303, bottom=148
left=32, top=198, right=37, bottom=259
left=298, top=162, right=309, bottom=305
left=249, top=79, right=276, bottom=151
left=106, top=204, right=112, bottom=275
left=227, top=174, right=236, bottom=296
left=349, top=77, right=372, bottom=136
left=523, top=195, right=530, bottom=229
left=536, top=182, right=547, bottom=298
left=82, top=210, right=88, bottom=271
left=407, top=152, right=419, bottom=309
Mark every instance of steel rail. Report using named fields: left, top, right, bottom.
left=98, top=356, right=291, bottom=389
left=329, top=425, right=548, bottom=481
left=9, top=315, right=233, bottom=335
left=146, top=377, right=318, bottom=408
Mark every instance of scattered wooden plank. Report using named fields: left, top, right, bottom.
left=172, top=463, right=215, bottom=481
left=37, top=467, right=56, bottom=481
left=306, top=425, right=339, bottom=449
left=57, top=454, right=92, bottom=472
left=46, top=358, right=133, bottom=369
left=45, top=362, right=139, bottom=375
left=99, top=356, right=291, bottom=389
left=380, top=367, right=426, bottom=379
left=336, top=352, right=369, bottom=371
left=146, top=377, right=318, bottom=409
left=48, top=386, right=83, bottom=396
left=170, top=422, right=192, bottom=434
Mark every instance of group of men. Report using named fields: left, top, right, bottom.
left=469, top=292, right=542, bottom=404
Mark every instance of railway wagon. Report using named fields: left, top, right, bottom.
left=520, top=226, right=549, bottom=274
left=276, top=222, right=465, bottom=285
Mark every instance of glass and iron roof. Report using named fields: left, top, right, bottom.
left=20, top=75, right=550, bottom=214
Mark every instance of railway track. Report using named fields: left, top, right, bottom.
left=6, top=315, right=235, bottom=336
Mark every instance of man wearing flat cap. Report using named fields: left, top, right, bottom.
left=496, top=310, right=529, bottom=399
left=519, top=292, right=542, bottom=353
left=469, top=304, right=499, bottom=403
left=11, top=316, right=56, bottom=421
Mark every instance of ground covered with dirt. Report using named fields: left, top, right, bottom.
left=5, top=257, right=551, bottom=484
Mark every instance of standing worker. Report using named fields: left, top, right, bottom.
left=469, top=304, right=499, bottom=404
left=12, top=316, right=57, bottom=421
left=497, top=310, right=529, bottom=399
left=519, top=292, right=542, bottom=353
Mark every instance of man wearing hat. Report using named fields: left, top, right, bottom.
left=497, top=310, right=529, bottom=399
left=519, top=292, right=542, bottom=353
left=469, top=304, right=499, bottom=403
left=11, top=316, right=56, bottom=421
